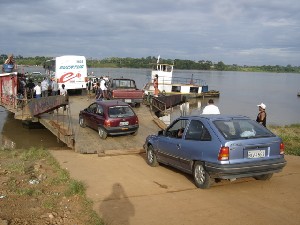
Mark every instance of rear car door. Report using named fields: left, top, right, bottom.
left=178, top=119, right=214, bottom=172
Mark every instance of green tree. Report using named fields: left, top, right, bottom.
left=215, top=61, right=226, bottom=71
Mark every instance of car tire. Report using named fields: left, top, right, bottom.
left=98, top=127, right=107, bottom=139
left=79, top=116, right=86, bottom=128
left=146, top=145, right=159, bottom=167
left=254, top=173, right=273, bottom=181
left=193, top=162, right=213, bottom=189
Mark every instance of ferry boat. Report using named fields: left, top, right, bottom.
left=143, top=58, right=219, bottom=98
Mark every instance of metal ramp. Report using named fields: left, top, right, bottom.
left=1, top=95, right=75, bottom=148
left=149, top=94, right=187, bottom=114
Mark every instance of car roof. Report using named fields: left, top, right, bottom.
left=178, top=115, right=251, bottom=121
left=95, top=100, right=130, bottom=107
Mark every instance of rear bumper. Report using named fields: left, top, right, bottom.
left=205, top=158, right=287, bottom=179
left=105, top=125, right=139, bottom=136
left=113, top=98, right=143, bottom=104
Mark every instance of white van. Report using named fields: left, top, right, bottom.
left=45, top=55, right=88, bottom=93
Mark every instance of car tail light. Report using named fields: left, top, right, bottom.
left=218, top=147, right=229, bottom=161
left=85, top=77, right=88, bottom=82
left=135, top=117, right=139, bottom=124
left=104, top=120, right=111, bottom=127
left=280, top=142, right=285, bottom=155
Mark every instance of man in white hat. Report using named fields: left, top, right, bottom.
left=256, top=103, right=267, bottom=127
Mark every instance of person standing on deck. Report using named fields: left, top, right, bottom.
left=59, top=84, right=67, bottom=96
left=86, top=78, right=93, bottom=100
left=95, top=82, right=102, bottom=100
left=51, top=79, right=59, bottom=96
left=3, top=54, right=17, bottom=72
left=153, top=74, right=159, bottom=97
left=41, top=77, right=49, bottom=97
left=100, top=76, right=107, bottom=99
left=26, top=79, right=35, bottom=99
left=34, top=82, right=42, bottom=99
left=59, top=84, right=68, bottom=111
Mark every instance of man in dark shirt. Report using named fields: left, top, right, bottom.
left=256, top=103, right=267, bottom=127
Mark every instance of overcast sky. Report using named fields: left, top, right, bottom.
left=0, top=0, right=299, bottom=66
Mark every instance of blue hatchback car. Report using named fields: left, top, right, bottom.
left=144, top=115, right=286, bottom=189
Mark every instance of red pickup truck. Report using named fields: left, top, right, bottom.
left=107, top=78, right=144, bottom=107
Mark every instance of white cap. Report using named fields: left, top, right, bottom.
left=257, top=103, right=266, bottom=109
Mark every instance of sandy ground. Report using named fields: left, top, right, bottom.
left=50, top=150, right=300, bottom=225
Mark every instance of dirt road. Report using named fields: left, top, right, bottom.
left=50, top=150, right=300, bottom=225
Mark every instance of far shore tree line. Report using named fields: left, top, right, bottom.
left=1, top=54, right=299, bottom=73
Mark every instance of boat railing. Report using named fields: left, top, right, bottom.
left=168, top=76, right=207, bottom=86
left=146, top=74, right=207, bottom=86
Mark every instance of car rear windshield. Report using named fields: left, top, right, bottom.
left=213, top=119, right=275, bottom=140
left=108, top=106, right=135, bottom=118
left=111, top=79, right=136, bottom=89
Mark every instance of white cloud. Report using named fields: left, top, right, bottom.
left=0, top=0, right=299, bottom=66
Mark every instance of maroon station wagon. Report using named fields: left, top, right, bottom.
left=79, top=100, right=139, bottom=139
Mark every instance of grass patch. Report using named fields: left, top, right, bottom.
left=0, top=147, right=104, bottom=225
left=6, top=161, right=26, bottom=174
left=49, top=168, right=70, bottom=185
left=269, top=124, right=300, bottom=156
left=42, top=197, right=57, bottom=210
left=65, top=179, right=86, bottom=196
left=19, top=147, right=49, bottom=161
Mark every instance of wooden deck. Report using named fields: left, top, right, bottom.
left=1, top=93, right=165, bottom=155
left=38, top=96, right=163, bottom=155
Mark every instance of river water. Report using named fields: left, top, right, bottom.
left=1, top=66, right=299, bottom=149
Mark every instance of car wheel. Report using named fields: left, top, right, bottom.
left=98, top=127, right=107, bottom=139
left=193, top=162, right=213, bottom=189
left=254, top=173, right=273, bottom=181
left=146, top=145, right=158, bottom=167
left=79, top=116, right=86, bottom=128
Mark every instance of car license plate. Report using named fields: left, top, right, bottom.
left=125, top=99, right=132, bottom=103
left=248, top=150, right=265, bottom=158
left=120, top=121, right=129, bottom=126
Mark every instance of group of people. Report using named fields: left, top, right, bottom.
left=153, top=74, right=267, bottom=126
left=201, top=99, right=267, bottom=127
left=22, top=77, right=67, bottom=99
left=86, top=76, right=109, bottom=101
